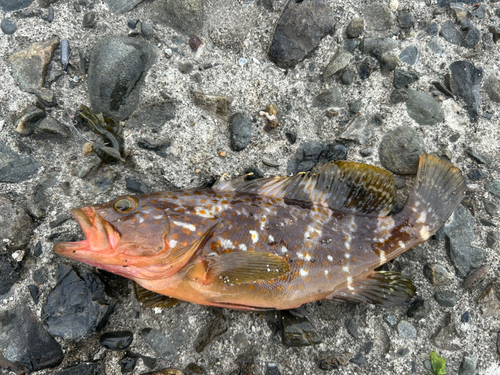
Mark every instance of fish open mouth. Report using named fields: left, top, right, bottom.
left=54, top=207, right=120, bottom=262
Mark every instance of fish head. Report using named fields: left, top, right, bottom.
left=54, top=195, right=170, bottom=278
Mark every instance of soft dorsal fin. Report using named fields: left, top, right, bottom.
left=327, top=271, right=415, bottom=307
left=213, top=161, right=396, bottom=215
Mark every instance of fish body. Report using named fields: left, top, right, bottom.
left=55, top=154, right=465, bottom=310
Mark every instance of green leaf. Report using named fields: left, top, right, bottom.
left=430, top=350, right=447, bottom=375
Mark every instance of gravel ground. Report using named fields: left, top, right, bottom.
left=1, top=0, right=500, bottom=374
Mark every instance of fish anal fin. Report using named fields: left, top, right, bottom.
left=328, top=271, right=415, bottom=307
left=208, top=301, right=275, bottom=311
left=212, top=161, right=396, bottom=216
left=203, top=251, right=290, bottom=285
left=133, top=282, right=181, bottom=308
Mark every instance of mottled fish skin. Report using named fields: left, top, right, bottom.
left=54, top=154, right=465, bottom=310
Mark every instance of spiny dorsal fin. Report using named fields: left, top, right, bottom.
left=213, top=161, right=396, bottom=215
left=328, top=271, right=415, bottom=307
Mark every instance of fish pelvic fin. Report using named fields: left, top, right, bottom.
left=376, top=154, right=466, bottom=262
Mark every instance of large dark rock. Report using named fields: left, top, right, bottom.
left=268, top=0, right=335, bottom=69
left=379, top=126, right=425, bottom=175
left=0, top=305, right=63, bottom=373
left=405, top=90, right=444, bottom=125
left=0, top=143, right=40, bottom=183
left=149, top=0, right=204, bottom=35
left=87, top=36, right=156, bottom=121
left=0, top=0, right=34, bottom=12
left=449, top=61, right=483, bottom=122
left=0, top=196, right=36, bottom=250
left=42, top=265, right=114, bottom=341
left=0, top=253, right=21, bottom=296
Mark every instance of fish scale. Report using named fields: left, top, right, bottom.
left=54, top=154, right=465, bottom=310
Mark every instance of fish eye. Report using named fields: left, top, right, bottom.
left=114, top=197, right=137, bottom=213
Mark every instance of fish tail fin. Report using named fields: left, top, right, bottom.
left=391, top=154, right=465, bottom=250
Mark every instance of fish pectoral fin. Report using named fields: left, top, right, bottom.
left=208, top=301, right=275, bottom=311
left=202, top=251, right=290, bottom=285
left=133, top=282, right=181, bottom=308
left=327, top=271, right=415, bottom=307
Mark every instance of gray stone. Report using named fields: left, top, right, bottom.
left=287, top=141, right=323, bottom=175
left=484, top=76, right=500, bottom=103
left=15, top=104, right=45, bottom=136
left=434, top=291, right=458, bottom=307
left=323, top=49, right=352, bottom=81
left=449, top=61, right=483, bottom=122
left=105, top=0, right=143, bottom=14
left=445, top=205, right=485, bottom=277
left=87, top=36, right=156, bottom=120
left=459, top=357, right=477, bottom=375
left=399, top=12, right=415, bottom=29
left=268, top=0, right=335, bottom=69
left=1, top=18, right=17, bottom=34
left=390, top=89, right=409, bottom=104
left=312, top=88, right=345, bottom=109
left=82, top=11, right=97, bottom=28
left=379, top=126, right=425, bottom=175
left=193, top=311, right=228, bottom=353
left=433, top=314, right=461, bottom=350
left=364, top=3, right=395, bottom=31
left=35, top=116, right=70, bottom=138
left=466, top=148, right=491, bottom=164
left=0, top=305, right=63, bottom=372
left=361, top=38, right=399, bottom=55
left=423, top=263, right=450, bottom=285
left=406, top=298, right=431, bottom=321
left=346, top=17, right=364, bottom=38
left=399, top=45, right=419, bottom=66
left=43, top=265, right=113, bottom=341
left=57, top=363, right=103, bottom=375
left=428, top=22, right=439, bottom=36
left=229, top=112, right=252, bottom=151
left=381, top=54, right=399, bottom=74
left=382, top=314, right=396, bottom=327
left=0, top=0, right=34, bottom=12
left=141, top=327, right=180, bottom=360
left=339, top=115, right=374, bottom=145
left=125, top=177, right=149, bottom=193
left=406, top=90, right=444, bottom=125
left=345, top=318, right=362, bottom=340
left=487, top=232, right=498, bottom=248
left=471, top=4, right=485, bottom=18
left=440, top=20, right=463, bottom=45
left=486, top=180, right=500, bottom=198
left=484, top=200, right=498, bottom=216
left=141, top=19, right=153, bottom=37
left=126, top=101, right=176, bottom=129
left=394, top=69, right=419, bottom=89
left=149, top=0, right=203, bottom=35
left=428, top=36, right=445, bottom=55
left=461, top=27, right=481, bottom=49
left=0, top=143, right=41, bottom=183
left=397, top=321, right=417, bottom=339
left=0, top=196, right=36, bottom=250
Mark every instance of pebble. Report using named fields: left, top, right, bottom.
left=463, top=265, right=489, bottom=289
left=287, top=141, right=323, bottom=175
left=318, top=352, right=352, bottom=370
left=185, top=363, right=206, bottom=375
left=0, top=0, right=34, bottom=12
left=406, top=298, right=431, bottom=321
left=120, top=355, right=136, bottom=373
left=486, top=180, right=500, bottom=198
left=380, top=54, right=399, bottom=74
left=281, top=310, right=323, bottom=346
left=461, top=27, right=481, bottom=48
left=141, top=327, right=181, bottom=361
left=361, top=37, right=399, bottom=55
left=341, top=69, right=356, bottom=85
left=15, top=104, right=45, bottom=136
left=193, top=310, right=228, bottom=353
left=0, top=253, right=21, bottom=295
left=1, top=18, right=17, bottom=34
left=350, top=353, right=367, bottom=365
left=312, top=88, right=345, bottom=109
left=428, top=22, right=439, bottom=36
left=265, top=363, right=280, bottom=375
left=324, top=142, right=347, bottom=162
left=0, top=143, right=41, bottom=183
left=487, top=232, right=498, bottom=248
left=127, top=18, right=140, bottom=29
left=345, top=318, right=362, bottom=339
left=57, top=363, right=104, bottom=375
left=148, top=0, right=204, bottom=35
left=433, top=314, right=461, bottom=350
left=343, top=39, right=359, bottom=53
left=35, top=116, right=70, bottom=138
left=397, top=321, right=417, bottom=339
left=82, top=11, right=97, bottom=28
left=459, top=356, right=477, bottom=375
left=434, top=291, right=458, bottom=307
left=189, top=35, right=202, bottom=51
left=382, top=313, right=396, bottom=327
left=105, top=0, right=143, bottom=14
left=484, top=76, right=500, bottom=103
left=285, top=131, right=297, bottom=144
left=43, top=265, right=113, bottom=340
left=28, top=284, right=40, bottom=304
left=126, top=177, right=150, bottom=193
left=349, top=100, right=362, bottom=114
left=423, top=263, right=450, bottom=285
left=100, top=331, right=133, bottom=350
left=399, top=12, right=415, bottom=29
left=390, top=88, right=409, bottom=104
left=394, top=69, right=419, bottom=89
left=396, top=348, right=410, bottom=357
left=379, top=126, right=425, bottom=175
left=88, top=36, right=156, bottom=120
left=193, top=91, right=231, bottom=120
left=440, top=20, right=463, bottom=45
left=477, top=279, right=500, bottom=317
left=229, top=112, right=252, bottom=151
left=126, top=101, right=176, bottom=129
left=141, top=19, right=153, bottom=37
left=399, top=45, right=419, bottom=66
left=461, top=311, right=471, bottom=323
left=467, top=148, right=491, bottom=165
left=428, top=36, right=445, bottom=55
left=445, top=205, right=485, bottom=277
left=346, top=17, right=364, bottom=39
left=363, top=3, right=395, bottom=31
left=323, top=49, right=352, bottom=81
left=0, top=305, right=63, bottom=372
left=449, top=61, right=483, bottom=122
left=268, top=0, right=335, bottom=68
left=406, top=89, right=444, bottom=125
left=340, top=115, right=374, bottom=145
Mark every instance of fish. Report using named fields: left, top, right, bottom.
left=54, top=154, right=465, bottom=311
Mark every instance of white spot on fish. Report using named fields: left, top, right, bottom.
left=324, top=270, right=329, bottom=276
left=300, top=269, right=309, bottom=277
left=154, top=215, right=163, bottom=220
left=250, top=230, right=259, bottom=244
left=379, top=250, right=387, bottom=264
left=139, top=217, right=144, bottom=223
left=327, top=255, right=333, bottom=262
left=417, top=211, right=426, bottom=223
left=169, top=240, right=177, bottom=248
left=260, top=216, right=267, bottom=230
left=342, top=266, right=349, bottom=273
left=219, top=238, right=233, bottom=249
left=344, top=253, right=351, bottom=259
left=398, top=241, right=405, bottom=249
left=297, top=252, right=304, bottom=259
left=239, top=244, right=247, bottom=251
left=173, top=221, right=196, bottom=232
left=194, top=207, right=214, bottom=218
left=304, top=253, right=312, bottom=261
left=420, top=225, right=431, bottom=240
left=268, top=235, right=274, bottom=243
left=347, top=276, right=354, bottom=290
left=281, top=246, right=288, bottom=253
